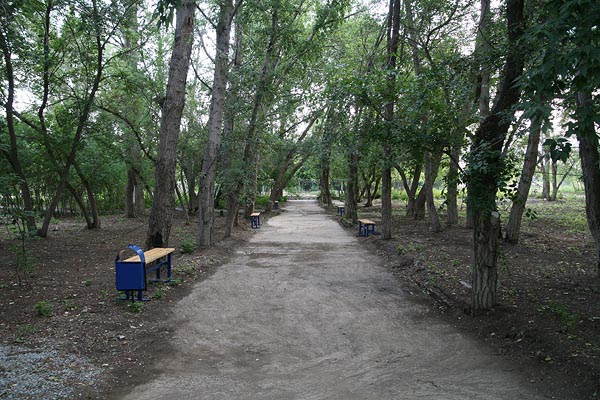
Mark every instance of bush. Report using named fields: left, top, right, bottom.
left=35, top=301, right=52, bottom=317
left=180, top=237, right=196, bottom=254
left=216, top=198, right=227, bottom=209
left=391, top=189, right=408, bottom=201
left=255, top=196, right=270, bottom=207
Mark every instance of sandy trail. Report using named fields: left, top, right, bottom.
left=118, top=200, right=546, bottom=400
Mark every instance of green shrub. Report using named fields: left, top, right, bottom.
left=180, top=237, right=196, bottom=254
left=35, top=301, right=52, bottom=317
left=255, top=196, right=270, bottom=207
left=216, top=198, right=227, bottom=209
left=15, top=324, right=36, bottom=342
left=128, top=302, right=143, bottom=313
left=391, top=189, right=408, bottom=201
left=548, top=302, right=579, bottom=331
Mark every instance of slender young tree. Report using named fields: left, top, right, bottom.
left=0, top=1, right=37, bottom=233
left=197, top=0, right=239, bottom=248
left=146, top=0, right=196, bottom=249
left=381, top=0, right=401, bottom=240
left=505, top=115, right=541, bottom=243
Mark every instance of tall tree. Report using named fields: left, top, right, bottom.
left=505, top=115, right=541, bottom=243
left=0, top=0, right=37, bottom=233
left=381, top=0, right=401, bottom=240
left=467, top=0, right=525, bottom=311
left=146, top=0, right=196, bottom=249
left=197, top=0, right=238, bottom=248
left=37, top=0, right=110, bottom=237
left=523, top=0, right=600, bottom=275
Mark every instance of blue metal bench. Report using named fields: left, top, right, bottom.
left=115, top=244, right=175, bottom=301
left=337, top=205, right=345, bottom=216
left=251, top=212, right=261, bottom=229
left=358, top=219, right=376, bottom=237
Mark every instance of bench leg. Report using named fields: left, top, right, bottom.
left=167, top=253, right=172, bottom=279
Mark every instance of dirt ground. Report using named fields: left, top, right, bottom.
left=351, top=200, right=600, bottom=400
left=0, top=199, right=599, bottom=399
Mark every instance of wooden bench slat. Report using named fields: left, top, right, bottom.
left=358, top=219, right=375, bottom=225
left=251, top=212, right=261, bottom=217
left=125, top=247, right=175, bottom=263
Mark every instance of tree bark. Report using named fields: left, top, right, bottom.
left=575, top=91, right=600, bottom=277
left=550, top=159, right=558, bottom=201
left=38, top=0, right=105, bottom=238
left=146, top=0, right=195, bottom=249
left=198, top=0, right=235, bottom=248
left=267, top=117, right=317, bottom=211
left=223, top=18, right=244, bottom=238
left=541, top=156, right=551, bottom=200
left=346, top=150, right=359, bottom=223
left=424, top=151, right=442, bottom=232
left=505, top=117, right=541, bottom=243
left=227, top=7, right=278, bottom=226
left=0, top=10, right=37, bottom=233
left=470, top=0, right=525, bottom=311
left=472, top=210, right=500, bottom=310
left=382, top=0, right=401, bottom=240
left=397, top=164, right=422, bottom=217
left=66, top=183, right=92, bottom=228
left=446, top=147, right=461, bottom=225
left=319, top=126, right=333, bottom=207
left=74, top=162, right=100, bottom=228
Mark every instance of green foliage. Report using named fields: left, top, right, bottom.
left=174, top=263, right=195, bottom=275
left=543, top=137, right=572, bottom=163
left=35, top=301, right=52, bottom=317
left=62, top=299, right=78, bottom=311
left=391, top=189, right=407, bottom=201
left=152, top=287, right=167, bottom=299
left=180, top=237, right=196, bottom=254
left=548, top=302, right=579, bottom=331
left=15, top=324, right=37, bottom=342
left=255, top=196, right=270, bottom=207
left=464, top=143, right=520, bottom=213
left=396, top=242, right=426, bottom=255
left=128, top=302, right=143, bottom=313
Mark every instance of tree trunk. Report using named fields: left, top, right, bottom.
left=0, top=13, right=37, bottom=233
left=470, top=0, right=525, bottom=311
left=66, top=183, right=92, bottom=228
left=446, top=146, right=461, bottom=225
left=346, top=151, right=359, bottom=223
left=505, top=117, right=541, bottom=243
left=362, top=171, right=373, bottom=207
left=146, top=0, right=195, bottom=249
left=198, top=0, right=235, bottom=248
left=397, top=165, right=421, bottom=217
left=320, top=145, right=332, bottom=206
left=228, top=7, right=278, bottom=226
left=382, top=0, right=401, bottom=240
left=424, top=151, right=442, bottom=232
left=475, top=0, right=492, bottom=121
left=575, top=91, right=600, bottom=277
left=541, top=156, right=551, bottom=200
left=472, top=211, right=500, bottom=310
left=38, top=0, right=105, bottom=238
left=550, top=159, right=558, bottom=201
left=223, top=18, right=243, bottom=238
left=267, top=117, right=316, bottom=212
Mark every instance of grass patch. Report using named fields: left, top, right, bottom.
left=35, top=300, right=52, bottom=317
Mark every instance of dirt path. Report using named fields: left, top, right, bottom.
left=114, top=200, right=547, bottom=400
